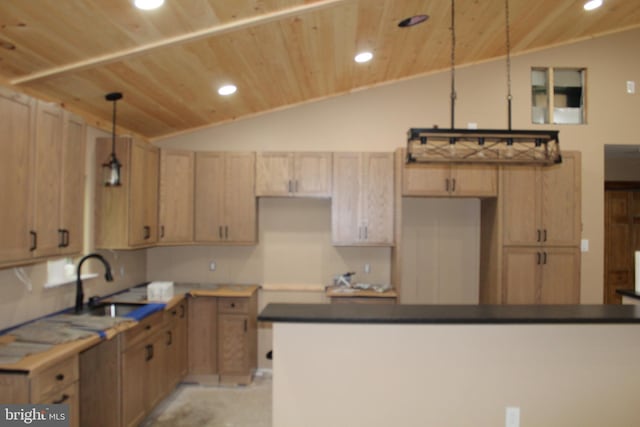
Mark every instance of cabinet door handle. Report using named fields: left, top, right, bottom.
left=52, top=394, right=69, bottom=404
left=146, top=344, right=153, bottom=361
left=294, top=180, right=299, bottom=193
left=160, top=225, right=165, bottom=239
left=445, top=178, right=450, bottom=192
left=63, top=229, right=70, bottom=247
left=364, top=226, right=368, bottom=240
left=29, top=230, right=37, bottom=251
left=358, top=226, right=363, bottom=240
left=537, top=229, right=541, bottom=242
left=288, top=180, right=292, bottom=193
left=58, top=229, right=65, bottom=248
left=166, top=331, right=172, bottom=346
left=451, top=178, right=456, bottom=192
left=225, top=226, right=229, bottom=240
left=143, top=226, right=151, bottom=240
left=218, top=226, right=223, bottom=239
left=55, top=373, right=64, bottom=381
left=543, top=251, right=548, bottom=265
left=543, top=229, right=547, bottom=242
left=244, top=319, right=248, bottom=332
left=179, top=304, right=185, bottom=318
left=536, top=252, right=541, bottom=265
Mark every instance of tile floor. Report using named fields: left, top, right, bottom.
left=141, top=373, right=272, bottom=427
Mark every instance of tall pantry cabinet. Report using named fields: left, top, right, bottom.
left=480, top=151, right=581, bottom=304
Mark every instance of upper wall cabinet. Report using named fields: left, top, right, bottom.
left=502, top=152, right=581, bottom=247
left=194, top=152, right=256, bottom=245
left=0, top=88, right=36, bottom=265
left=95, top=137, right=159, bottom=249
left=256, top=152, right=332, bottom=198
left=0, top=87, right=86, bottom=266
left=158, top=149, right=194, bottom=245
left=332, top=152, right=394, bottom=246
left=403, top=164, right=497, bottom=197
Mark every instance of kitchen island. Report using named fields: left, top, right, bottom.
left=259, top=303, right=640, bottom=427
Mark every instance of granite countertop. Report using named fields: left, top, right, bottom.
left=258, top=303, right=640, bottom=324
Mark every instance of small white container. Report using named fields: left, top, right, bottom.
left=147, top=281, right=175, bottom=302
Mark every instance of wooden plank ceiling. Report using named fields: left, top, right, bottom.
left=0, top=0, right=638, bottom=140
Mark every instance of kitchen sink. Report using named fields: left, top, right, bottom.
left=82, top=302, right=143, bottom=318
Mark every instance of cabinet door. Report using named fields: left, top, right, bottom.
left=332, top=153, right=362, bottom=244
left=165, top=301, right=188, bottom=389
left=159, top=149, right=194, bottom=243
left=541, top=152, right=581, bottom=246
left=223, top=152, right=256, bottom=243
left=129, top=141, right=156, bottom=246
left=540, top=247, right=580, bottom=304
left=451, top=164, right=497, bottom=197
left=121, top=343, right=148, bottom=427
left=502, top=247, right=541, bottom=304
left=187, top=297, right=217, bottom=375
left=293, top=152, right=332, bottom=197
left=194, top=152, right=225, bottom=242
left=218, top=314, right=249, bottom=376
left=402, top=164, right=450, bottom=196
left=0, top=88, right=35, bottom=264
left=255, top=152, right=293, bottom=196
left=59, top=112, right=86, bottom=255
left=362, top=153, right=394, bottom=245
left=502, top=166, right=541, bottom=246
left=146, top=332, right=167, bottom=411
left=32, top=101, right=63, bottom=257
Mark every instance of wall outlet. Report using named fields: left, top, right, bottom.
left=627, top=80, right=636, bottom=94
left=581, top=239, right=589, bottom=252
left=364, top=263, right=371, bottom=274
left=209, top=261, right=216, bottom=272
left=505, top=406, right=520, bottom=427
left=119, top=266, right=125, bottom=277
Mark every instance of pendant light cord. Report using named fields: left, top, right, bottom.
left=505, top=0, right=513, bottom=130
left=111, top=98, right=117, bottom=159
left=450, top=0, right=456, bottom=129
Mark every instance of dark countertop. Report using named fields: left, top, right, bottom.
left=258, top=303, right=640, bottom=324
left=617, top=289, right=640, bottom=300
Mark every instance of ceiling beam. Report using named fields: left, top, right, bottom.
left=11, top=0, right=346, bottom=85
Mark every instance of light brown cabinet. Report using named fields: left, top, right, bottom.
left=159, top=149, right=194, bottom=244
left=187, top=297, right=218, bottom=380
left=256, top=152, right=332, bottom=197
left=217, top=296, right=257, bottom=385
left=80, top=336, right=121, bottom=427
left=165, top=300, right=188, bottom=390
left=502, top=152, right=580, bottom=247
left=332, top=152, right=394, bottom=246
left=95, top=137, right=159, bottom=249
left=0, top=88, right=85, bottom=266
left=502, top=246, right=581, bottom=304
left=0, top=355, right=80, bottom=427
left=403, top=163, right=497, bottom=197
left=194, top=152, right=256, bottom=244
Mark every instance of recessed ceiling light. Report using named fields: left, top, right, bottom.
left=354, top=52, right=373, bottom=63
left=398, top=14, right=430, bottom=28
left=583, top=0, right=603, bottom=10
left=134, top=0, right=165, bottom=10
left=218, top=84, right=237, bottom=96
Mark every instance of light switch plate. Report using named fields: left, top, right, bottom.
left=505, top=407, right=520, bottom=427
left=581, top=239, right=589, bottom=252
left=627, top=80, right=636, bottom=94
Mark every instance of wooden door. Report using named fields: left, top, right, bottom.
left=194, top=152, right=225, bottom=242
left=255, top=152, right=293, bottom=196
left=402, top=163, right=450, bottom=196
left=361, top=152, right=394, bottom=245
left=223, top=152, right=256, bottom=243
left=59, top=112, right=86, bottom=255
left=541, top=152, right=581, bottom=246
left=32, top=101, right=63, bottom=257
left=176, top=301, right=188, bottom=378
left=502, top=165, right=541, bottom=246
left=451, top=164, right=498, bottom=197
left=121, top=343, right=147, bottom=427
left=187, top=297, right=217, bottom=375
left=159, top=149, right=194, bottom=243
left=146, top=332, right=167, bottom=411
left=129, top=140, right=149, bottom=246
left=540, top=247, right=580, bottom=304
left=332, top=153, right=362, bottom=244
left=217, top=314, right=249, bottom=376
left=502, top=247, right=540, bottom=304
left=293, top=152, right=332, bottom=197
left=143, top=145, right=159, bottom=244
left=0, top=88, right=35, bottom=264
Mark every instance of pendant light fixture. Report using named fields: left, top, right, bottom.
left=404, top=0, right=561, bottom=165
left=103, top=92, right=123, bottom=186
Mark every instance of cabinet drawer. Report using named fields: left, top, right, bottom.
left=164, top=300, right=187, bottom=325
left=30, top=355, right=78, bottom=402
left=218, top=298, right=248, bottom=314
left=121, top=310, right=164, bottom=349
left=37, top=382, right=79, bottom=427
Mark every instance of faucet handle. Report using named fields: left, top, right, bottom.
left=88, top=296, right=101, bottom=308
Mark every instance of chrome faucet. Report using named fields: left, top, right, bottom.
left=75, top=253, right=114, bottom=313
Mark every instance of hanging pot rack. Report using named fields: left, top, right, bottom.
left=405, top=0, right=562, bottom=166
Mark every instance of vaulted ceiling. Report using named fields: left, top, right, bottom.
left=1, top=0, right=638, bottom=140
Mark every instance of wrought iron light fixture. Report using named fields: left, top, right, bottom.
left=103, top=92, right=123, bottom=186
left=405, top=0, right=562, bottom=165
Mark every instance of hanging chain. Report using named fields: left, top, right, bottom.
left=505, top=0, right=513, bottom=130
left=450, top=0, right=456, bottom=129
